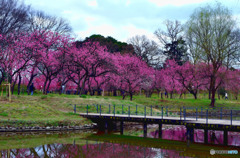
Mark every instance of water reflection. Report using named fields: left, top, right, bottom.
left=0, top=141, right=193, bottom=158
left=0, top=126, right=239, bottom=158
left=137, top=125, right=240, bottom=146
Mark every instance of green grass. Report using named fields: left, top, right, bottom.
left=0, top=92, right=240, bottom=127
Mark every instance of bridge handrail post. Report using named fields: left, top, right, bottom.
left=166, top=106, right=168, bottom=117
left=144, top=106, right=146, bottom=118
left=97, top=104, right=98, bottom=113
left=196, top=108, right=198, bottom=121
left=151, top=105, right=152, bottom=116
left=109, top=104, right=110, bottom=114
left=114, top=105, right=115, bottom=116
left=161, top=106, right=163, bottom=119
left=201, top=107, right=203, bottom=118
left=231, top=109, right=232, bottom=125
left=180, top=107, right=182, bottom=120
left=184, top=107, right=186, bottom=121
left=206, top=109, right=208, bottom=124
left=87, top=104, right=88, bottom=115
left=74, top=104, right=76, bottom=114
left=100, top=105, right=101, bottom=116
left=128, top=105, right=130, bottom=117
left=136, top=105, right=138, bottom=115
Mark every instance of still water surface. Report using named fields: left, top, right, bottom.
left=0, top=126, right=239, bottom=158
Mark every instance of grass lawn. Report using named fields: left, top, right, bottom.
left=0, top=91, right=240, bottom=127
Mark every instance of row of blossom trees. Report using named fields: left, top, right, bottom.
left=0, top=30, right=240, bottom=104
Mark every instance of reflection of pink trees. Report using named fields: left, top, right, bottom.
left=1, top=142, right=158, bottom=158
left=68, top=142, right=158, bottom=158
left=148, top=126, right=240, bottom=146
left=1, top=133, right=240, bottom=158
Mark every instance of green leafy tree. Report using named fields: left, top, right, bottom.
left=76, top=34, right=134, bottom=54
left=186, top=3, right=240, bottom=107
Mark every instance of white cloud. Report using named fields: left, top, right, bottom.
left=87, top=0, right=98, bottom=8
left=126, top=0, right=131, bottom=6
left=148, top=0, right=208, bottom=7
left=25, top=0, right=240, bottom=43
left=76, top=24, right=116, bottom=39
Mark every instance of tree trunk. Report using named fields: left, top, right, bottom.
left=130, top=92, right=133, bottom=101
left=179, top=93, right=182, bottom=99
left=210, top=89, right=216, bottom=107
left=208, top=90, right=211, bottom=99
left=210, top=76, right=216, bottom=107
left=113, top=90, right=117, bottom=96
left=97, top=88, right=101, bottom=96
left=0, top=72, right=5, bottom=85
left=46, top=79, right=52, bottom=94
left=11, top=75, right=18, bottom=94
left=26, top=70, right=37, bottom=95
left=170, top=92, right=173, bottom=99
left=102, top=89, right=104, bottom=96
left=43, top=79, right=48, bottom=94
left=193, top=93, right=197, bottom=99
left=17, top=74, right=21, bottom=95
left=122, top=94, right=126, bottom=100
left=79, top=77, right=87, bottom=97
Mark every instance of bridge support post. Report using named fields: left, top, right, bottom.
left=120, top=121, right=123, bottom=135
left=143, top=123, right=147, bottom=138
left=224, top=130, right=228, bottom=146
left=204, top=129, right=208, bottom=144
left=158, top=123, right=162, bottom=139
left=105, top=121, right=108, bottom=134
left=187, top=127, right=194, bottom=142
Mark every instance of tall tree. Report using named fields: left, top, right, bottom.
left=155, top=20, right=188, bottom=65
left=28, top=10, right=72, bottom=35
left=186, top=3, right=240, bottom=107
left=67, top=42, right=116, bottom=97
left=0, top=0, right=30, bottom=35
left=128, top=35, right=163, bottom=67
left=77, top=34, right=134, bottom=54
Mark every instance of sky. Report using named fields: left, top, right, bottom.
left=24, top=0, right=240, bottom=42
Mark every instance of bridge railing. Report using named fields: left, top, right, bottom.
left=71, top=104, right=240, bottom=125
left=70, top=104, right=178, bottom=118
left=180, top=107, right=240, bottom=125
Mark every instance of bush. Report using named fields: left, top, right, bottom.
left=80, top=95, right=87, bottom=98
left=41, top=95, right=47, bottom=99
left=0, top=112, right=8, bottom=117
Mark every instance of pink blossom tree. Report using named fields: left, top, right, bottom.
left=161, top=60, right=182, bottom=99
left=175, top=62, right=208, bottom=99
left=113, top=53, right=151, bottom=100
left=66, top=42, right=116, bottom=97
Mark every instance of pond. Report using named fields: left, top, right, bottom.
left=0, top=126, right=239, bottom=158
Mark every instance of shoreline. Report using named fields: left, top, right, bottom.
left=0, top=123, right=97, bottom=133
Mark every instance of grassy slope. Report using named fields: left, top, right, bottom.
left=0, top=92, right=240, bottom=126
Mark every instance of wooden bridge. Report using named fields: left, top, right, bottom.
left=76, top=104, right=240, bottom=146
